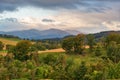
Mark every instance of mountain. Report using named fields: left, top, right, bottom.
left=0, top=29, right=119, bottom=40
left=65, top=30, right=81, bottom=35
left=0, top=28, right=78, bottom=39
left=93, top=30, right=120, bottom=39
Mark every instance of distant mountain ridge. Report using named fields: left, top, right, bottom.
left=0, top=29, right=119, bottom=40
left=0, top=28, right=80, bottom=39
left=93, top=30, right=120, bottom=39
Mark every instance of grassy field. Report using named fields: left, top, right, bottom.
left=0, top=37, right=20, bottom=56
left=0, top=37, right=20, bottom=45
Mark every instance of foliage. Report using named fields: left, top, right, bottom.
left=62, top=34, right=85, bottom=54
left=32, top=42, right=46, bottom=51
left=11, top=40, right=32, bottom=61
left=0, top=41, right=4, bottom=50
left=105, top=33, right=120, bottom=45
left=107, top=41, right=120, bottom=63
left=94, top=43, right=104, bottom=56
left=86, top=34, right=96, bottom=52
left=74, top=34, right=85, bottom=54
left=74, top=61, right=87, bottom=79
left=62, top=37, right=74, bottom=54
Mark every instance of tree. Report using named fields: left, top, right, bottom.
left=94, top=43, right=103, bottom=56
left=74, top=34, right=85, bottom=54
left=32, top=42, right=46, bottom=51
left=0, top=41, right=4, bottom=50
left=107, top=41, right=120, bottom=63
left=86, top=34, right=95, bottom=52
left=62, top=34, right=86, bottom=54
left=62, top=37, right=74, bottom=54
left=106, top=33, right=120, bottom=46
left=12, top=40, right=32, bottom=61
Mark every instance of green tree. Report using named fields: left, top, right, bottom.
left=62, top=37, right=74, bottom=54
left=0, top=41, right=4, bottom=50
left=74, top=34, right=85, bottom=54
left=32, top=42, right=46, bottom=51
left=106, top=33, right=120, bottom=46
left=86, top=34, right=95, bottom=52
left=12, top=40, right=32, bottom=61
left=95, top=43, right=103, bottom=56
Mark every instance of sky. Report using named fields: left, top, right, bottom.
left=0, top=0, right=120, bottom=33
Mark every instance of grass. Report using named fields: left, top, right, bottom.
left=0, top=37, right=20, bottom=45
left=0, top=50, right=7, bottom=56
left=0, top=50, right=7, bottom=53
left=3, top=37, right=21, bottom=41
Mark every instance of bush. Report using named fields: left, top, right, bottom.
left=35, top=65, right=53, bottom=79
left=74, top=61, right=87, bottom=79
left=0, top=41, right=4, bottom=50
left=94, top=43, right=103, bottom=56
left=107, top=41, right=120, bottom=63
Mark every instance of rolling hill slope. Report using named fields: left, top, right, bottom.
left=0, top=37, right=19, bottom=45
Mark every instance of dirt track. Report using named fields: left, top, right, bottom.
left=38, top=48, right=65, bottom=53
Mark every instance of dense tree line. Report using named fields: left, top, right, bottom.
left=0, top=34, right=20, bottom=39
left=62, top=33, right=120, bottom=61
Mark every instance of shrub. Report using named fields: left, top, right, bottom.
left=0, top=41, right=4, bottom=50
left=74, top=61, right=87, bottom=79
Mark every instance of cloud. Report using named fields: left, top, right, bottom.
left=0, top=0, right=118, bottom=13
left=0, top=17, right=37, bottom=31
left=102, top=21, right=120, bottom=30
left=47, top=7, right=120, bottom=33
left=0, top=0, right=119, bottom=33
left=0, top=0, right=80, bottom=12
left=42, top=19, right=55, bottom=23
left=0, top=17, right=60, bottom=31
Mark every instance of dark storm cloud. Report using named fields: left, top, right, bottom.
left=0, top=18, right=18, bottom=22
left=0, top=0, right=82, bottom=12
left=0, top=0, right=119, bottom=13
left=0, top=4, right=17, bottom=12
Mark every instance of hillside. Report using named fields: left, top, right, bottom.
left=0, top=37, right=19, bottom=45
left=93, top=30, right=120, bottom=39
